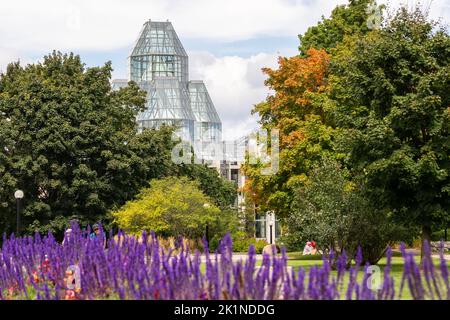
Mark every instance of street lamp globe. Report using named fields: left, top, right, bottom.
left=267, top=212, right=274, bottom=226
left=14, top=190, right=24, bottom=236
left=14, top=190, right=24, bottom=199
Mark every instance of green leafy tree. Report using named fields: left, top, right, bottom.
left=0, top=52, right=176, bottom=234
left=330, top=8, right=450, bottom=256
left=246, top=0, right=381, bottom=219
left=112, top=177, right=221, bottom=238
left=299, top=0, right=380, bottom=55
left=285, top=159, right=409, bottom=266
left=177, top=164, right=237, bottom=209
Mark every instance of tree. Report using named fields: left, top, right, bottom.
left=284, top=159, right=408, bottom=266
left=0, top=52, right=176, bottom=234
left=246, top=0, right=381, bottom=219
left=177, top=164, right=237, bottom=209
left=299, top=0, right=380, bottom=55
left=112, top=177, right=221, bottom=238
left=245, top=48, right=335, bottom=218
left=330, top=8, right=450, bottom=257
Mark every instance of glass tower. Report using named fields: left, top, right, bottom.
left=189, top=80, right=222, bottom=159
left=128, top=20, right=221, bottom=146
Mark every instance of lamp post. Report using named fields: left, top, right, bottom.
left=203, top=203, right=210, bottom=244
left=14, top=190, right=24, bottom=236
left=267, top=212, right=275, bottom=245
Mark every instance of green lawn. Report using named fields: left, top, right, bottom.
left=283, top=252, right=450, bottom=300
left=194, top=251, right=450, bottom=299
left=198, top=252, right=427, bottom=299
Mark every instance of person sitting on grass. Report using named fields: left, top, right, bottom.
left=303, top=240, right=317, bottom=255
left=310, top=240, right=317, bottom=255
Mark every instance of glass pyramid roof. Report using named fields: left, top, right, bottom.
left=124, top=20, right=223, bottom=148
left=130, top=20, right=187, bottom=57
left=188, top=80, right=221, bottom=123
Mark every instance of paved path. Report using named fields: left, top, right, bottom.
left=194, top=252, right=450, bottom=263
left=196, top=253, right=264, bottom=263
left=395, top=249, right=450, bottom=261
left=432, top=254, right=450, bottom=261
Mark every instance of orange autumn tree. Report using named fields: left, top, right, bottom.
left=244, top=0, right=378, bottom=219
left=244, top=48, right=337, bottom=218
left=255, top=48, right=331, bottom=148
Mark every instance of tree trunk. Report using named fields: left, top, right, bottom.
left=421, top=225, right=432, bottom=263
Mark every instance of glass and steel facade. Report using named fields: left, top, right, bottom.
left=136, top=78, right=195, bottom=142
left=129, top=21, right=188, bottom=83
left=188, top=80, right=222, bottom=159
left=113, top=20, right=278, bottom=244
left=111, top=79, right=128, bottom=90
left=127, top=20, right=220, bottom=147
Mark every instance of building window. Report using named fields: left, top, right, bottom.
left=275, top=219, right=281, bottom=239
left=255, top=213, right=266, bottom=239
left=130, top=55, right=184, bottom=82
left=230, top=169, right=239, bottom=185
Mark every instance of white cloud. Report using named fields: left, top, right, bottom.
left=1, top=0, right=449, bottom=64
left=0, top=48, right=18, bottom=73
left=0, top=0, right=349, bottom=53
left=1, top=0, right=449, bottom=140
left=189, top=50, right=296, bottom=140
left=0, top=47, right=35, bottom=74
left=376, top=0, right=450, bottom=26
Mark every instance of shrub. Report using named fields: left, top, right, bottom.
left=112, top=177, right=220, bottom=238
left=254, top=239, right=270, bottom=254
left=231, top=231, right=269, bottom=253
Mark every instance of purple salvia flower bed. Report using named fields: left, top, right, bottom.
left=0, top=223, right=449, bottom=300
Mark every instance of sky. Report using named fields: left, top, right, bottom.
left=1, top=0, right=449, bottom=140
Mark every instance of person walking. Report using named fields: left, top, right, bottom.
left=62, top=228, right=73, bottom=246
left=90, top=223, right=106, bottom=248
left=89, top=224, right=100, bottom=239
